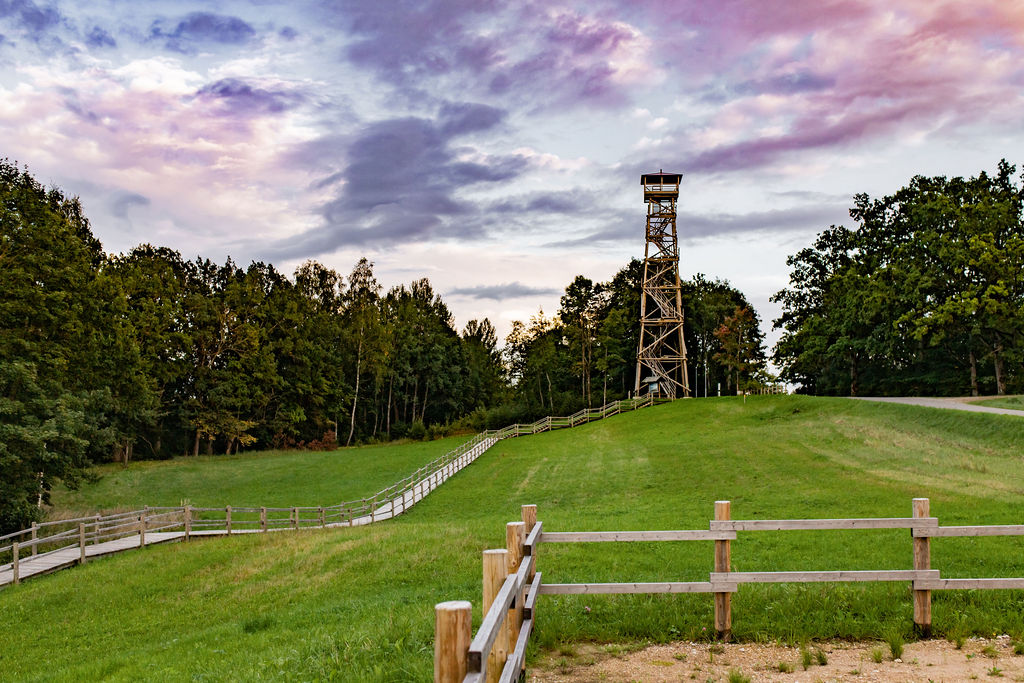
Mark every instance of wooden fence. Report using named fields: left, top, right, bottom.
left=0, top=395, right=654, bottom=587
left=434, top=498, right=1024, bottom=682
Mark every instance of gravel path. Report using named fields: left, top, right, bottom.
left=530, top=637, right=1024, bottom=682
left=852, top=395, right=1024, bottom=417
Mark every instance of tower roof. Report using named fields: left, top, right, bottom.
left=640, top=171, right=682, bottom=185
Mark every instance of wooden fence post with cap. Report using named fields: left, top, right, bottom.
left=12, top=541, right=19, bottom=584
left=226, top=505, right=232, bottom=535
left=79, top=523, right=86, bottom=564
left=483, top=549, right=510, bottom=683
left=31, top=523, right=37, bottom=556
left=140, top=506, right=148, bottom=547
left=260, top=506, right=267, bottom=532
left=913, top=497, right=932, bottom=636
left=507, top=521, right=526, bottom=650
left=94, top=514, right=101, bottom=545
left=714, top=500, right=732, bottom=640
left=184, top=505, right=192, bottom=539
left=434, top=600, right=472, bottom=683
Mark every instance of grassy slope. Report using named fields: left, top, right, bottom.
left=4, top=396, right=1024, bottom=682
left=48, top=435, right=469, bottom=516
left=974, top=395, right=1024, bottom=411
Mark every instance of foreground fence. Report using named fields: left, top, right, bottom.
left=435, top=498, right=1024, bottom=682
left=0, top=395, right=654, bottom=587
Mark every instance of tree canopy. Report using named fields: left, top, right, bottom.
left=773, top=160, right=1024, bottom=396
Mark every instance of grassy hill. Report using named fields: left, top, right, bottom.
left=47, top=435, right=470, bottom=517
left=3, top=396, right=1024, bottom=682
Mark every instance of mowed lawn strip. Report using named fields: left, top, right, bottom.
left=4, top=395, right=1024, bottom=682
left=47, top=435, right=471, bottom=516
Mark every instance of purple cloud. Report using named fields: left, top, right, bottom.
left=194, top=78, right=304, bottom=116
left=326, top=0, right=647, bottom=110
left=265, top=102, right=529, bottom=258
left=0, top=0, right=61, bottom=38
left=85, top=25, right=115, bottom=48
left=448, top=282, right=560, bottom=300
left=150, top=12, right=255, bottom=53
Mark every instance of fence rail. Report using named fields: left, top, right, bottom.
left=434, top=498, right=1024, bottom=682
left=1, top=395, right=656, bottom=587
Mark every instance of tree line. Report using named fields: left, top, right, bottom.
left=0, top=158, right=766, bottom=532
left=773, top=160, right=1024, bottom=396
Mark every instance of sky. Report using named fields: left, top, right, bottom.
left=2, top=0, right=1023, bottom=355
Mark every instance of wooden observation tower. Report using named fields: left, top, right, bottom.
left=635, top=171, right=690, bottom=399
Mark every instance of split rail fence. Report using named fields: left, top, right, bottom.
left=1, top=395, right=654, bottom=587
left=435, top=498, right=1024, bottom=682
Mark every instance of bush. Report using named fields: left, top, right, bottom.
left=408, top=420, right=426, bottom=441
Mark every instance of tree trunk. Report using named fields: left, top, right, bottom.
left=385, top=373, right=394, bottom=438
left=993, top=343, right=1006, bottom=396
left=849, top=355, right=860, bottom=397
left=421, top=382, right=430, bottom=423
left=192, top=430, right=200, bottom=457
left=347, top=337, right=363, bottom=447
left=205, top=437, right=213, bottom=456
left=969, top=349, right=979, bottom=397
left=225, top=437, right=235, bottom=456
left=545, top=372, right=554, bottom=412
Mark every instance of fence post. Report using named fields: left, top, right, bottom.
left=506, top=522, right=526, bottom=652
left=94, top=514, right=101, bottom=545
left=226, top=506, right=232, bottom=536
left=140, top=506, right=148, bottom=547
left=292, top=507, right=299, bottom=530
left=714, top=500, right=732, bottom=641
left=79, top=523, right=86, bottom=564
left=12, top=541, right=19, bottom=584
left=521, top=505, right=538, bottom=581
left=319, top=506, right=325, bottom=527
left=913, top=497, right=932, bottom=637
left=483, top=549, right=510, bottom=683
left=31, top=522, right=38, bottom=556
left=434, top=600, right=472, bottom=683
left=260, top=507, right=267, bottom=532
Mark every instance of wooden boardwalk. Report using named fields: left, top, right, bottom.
left=1, top=396, right=654, bottom=589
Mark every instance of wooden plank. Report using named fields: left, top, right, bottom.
left=523, top=572, right=542, bottom=619
left=916, top=525, right=1024, bottom=537
left=541, top=530, right=735, bottom=542
left=710, top=518, right=938, bottom=531
left=915, top=578, right=1024, bottom=590
left=708, top=570, right=939, bottom=583
left=539, top=582, right=735, bottom=595
left=467, top=570, right=517, bottom=677
left=523, top=521, right=542, bottom=556
left=498, top=616, right=533, bottom=683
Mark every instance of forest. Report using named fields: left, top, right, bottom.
left=0, top=159, right=764, bottom=532
left=773, top=160, right=1024, bottom=396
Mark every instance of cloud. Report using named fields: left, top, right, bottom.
left=265, top=102, right=529, bottom=258
left=194, top=78, right=304, bottom=116
left=559, top=203, right=847, bottom=246
left=150, top=12, right=255, bottom=53
left=0, top=0, right=61, bottom=41
left=448, top=281, right=560, bottom=300
left=111, top=191, right=149, bottom=218
left=327, top=0, right=652, bottom=110
left=85, top=25, right=115, bottom=48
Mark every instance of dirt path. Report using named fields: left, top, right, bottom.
left=852, top=395, right=1024, bottom=417
left=530, top=637, right=1024, bottom=682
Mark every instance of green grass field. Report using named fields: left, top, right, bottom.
left=48, top=435, right=469, bottom=517
left=4, top=395, right=1024, bottom=682
left=974, top=395, right=1024, bottom=411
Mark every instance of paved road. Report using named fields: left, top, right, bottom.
left=852, top=396, right=1024, bottom=417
